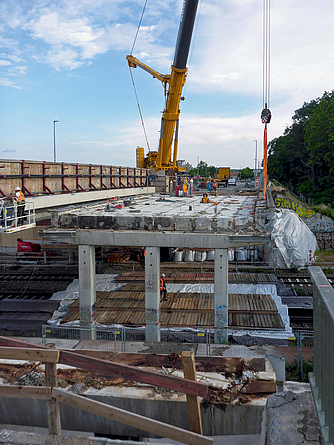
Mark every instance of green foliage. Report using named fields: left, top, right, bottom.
left=313, top=203, right=334, bottom=219
left=286, top=357, right=313, bottom=382
left=239, top=167, right=254, bottom=180
left=267, top=92, right=334, bottom=206
left=196, top=161, right=217, bottom=178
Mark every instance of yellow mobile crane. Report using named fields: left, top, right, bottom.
left=126, top=0, right=199, bottom=172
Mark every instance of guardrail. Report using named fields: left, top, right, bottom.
left=0, top=200, right=36, bottom=232
left=308, top=266, right=334, bottom=444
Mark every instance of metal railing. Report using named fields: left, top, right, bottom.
left=0, top=200, right=36, bottom=232
left=308, top=266, right=334, bottom=444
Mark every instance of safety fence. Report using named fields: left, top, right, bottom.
left=308, top=266, right=334, bottom=444
left=0, top=200, right=36, bottom=233
left=0, top=159, right=149, bottom=198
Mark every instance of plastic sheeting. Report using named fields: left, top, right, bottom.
left=264, top=209, right=318, bottom=268
left=166, top=283, right=292, bottom=340
left=48, top=274, right=125, bottom=325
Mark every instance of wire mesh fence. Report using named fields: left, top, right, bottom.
left=42, top=324, right=213, bottom=354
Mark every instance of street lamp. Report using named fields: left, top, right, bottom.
left=253, top=140, right=258, bottom=172
left=53, top=120, right=59, bottom=162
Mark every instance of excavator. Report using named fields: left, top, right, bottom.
left=126, top=0, right=198, bottom=172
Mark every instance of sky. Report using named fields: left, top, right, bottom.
left=1, top=0, right=333, bottom=170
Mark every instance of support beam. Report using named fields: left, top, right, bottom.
left=214, top=248, right=229, bottom=343
left=78, top=245, right=96, bottom=339
left=41, top=230, right=270, bottom=249
left=45, top=358, right=61, bottom=436
left=145, top=246, right=161, bottom=342
left=182, top=351, right=203, bottom=435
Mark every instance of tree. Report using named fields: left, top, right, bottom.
left=239, top=167, right=254, bottom=180
left=267, top=91, right=334, bottom=206
left=197, top=161, right=208, bottom=177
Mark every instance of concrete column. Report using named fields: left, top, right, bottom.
left=79, top=244, right=96, bottom=339
left=145, top=246, right=161, bottom=342
left=214, top=248, right=229, bottom=343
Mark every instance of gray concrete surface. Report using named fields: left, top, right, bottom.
left=264, top=390, right=323, bottom=444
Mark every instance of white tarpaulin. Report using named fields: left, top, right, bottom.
left=264, top=208, right=318, bottom=268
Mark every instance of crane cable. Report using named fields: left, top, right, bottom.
left=261, top=0, right=272, bottom=199
left=128, top=0, right=151, bottom=153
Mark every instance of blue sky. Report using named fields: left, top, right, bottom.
left=1, top=0, right=334, bottom=169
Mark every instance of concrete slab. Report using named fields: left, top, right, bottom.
left=264, top=390, right=323, bottom=444
left=50, top=194, right=262, bottom=234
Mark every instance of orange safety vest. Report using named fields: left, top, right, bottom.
left=16, top=191, right=25, bottom=204
left=212, top=181, right=217, bottom=188
left=160, top=277, right=166, bottom=291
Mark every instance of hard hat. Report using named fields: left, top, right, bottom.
left=161, top=273, right=165, bottom=277
left=15, top=187, right=21, bottom=191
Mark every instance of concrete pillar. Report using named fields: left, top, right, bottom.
left=78, top=244, right=96, bottom=339
left=145, top=246, right=161, bottom=342
left=214, top=248, right=229, bottom=343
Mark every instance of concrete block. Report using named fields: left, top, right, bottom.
left=78, top=215, right=97, bottom=229
left=143, top=216, right=154, bottom=231
left=174, top=217, right=194, bottom=232
left=264, top=390, right=323, bottom=445
left=194, top=217, right=212, bottom=232
left=154, top=217, right=174, bottom=231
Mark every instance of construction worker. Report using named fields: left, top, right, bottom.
left=182, top=180, right=187, bottom=196
left=139, top=247, right=145, bottom=267
left=212, top=179, right=218, bottom=196
left=14, top=186, right=25, bottom=224
left=160, top=273, right=167, bottom=301
left=202, top=193, right=209, bottom=203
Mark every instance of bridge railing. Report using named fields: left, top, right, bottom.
left=308, top=266, right=334, bottom=444
left=0, top=159, right=149, bottom=198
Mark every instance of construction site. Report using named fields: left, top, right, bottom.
left=0, top=158, right=327, bottom=445
left=0, top=0, right=333, bottom=442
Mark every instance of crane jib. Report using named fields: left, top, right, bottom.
left=173, top=0, right=199, bottom=70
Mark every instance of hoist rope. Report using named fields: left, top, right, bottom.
left=128, top=67, right=151, bottom=153
left=129, top=0, right=151, bottom=153
left=130, top=0, right=148, bottom=55
left=262, top=0, right=271, bottom=109
left=262, top=0, right=271, bottom=199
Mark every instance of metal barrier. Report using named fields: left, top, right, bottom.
left=308, top=266, right=334, bottom=444
left=42, top=324, right=212, bottom=355
left=0, top=200, right=36, bottom=232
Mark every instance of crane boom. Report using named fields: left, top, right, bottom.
left=127, top=0, right=199, bottom=171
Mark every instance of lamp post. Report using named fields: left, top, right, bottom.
left=253, top=140, right=258, bottom=172
left=53, top=120, right=59, bottom=162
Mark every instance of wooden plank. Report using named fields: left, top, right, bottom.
left=59, top=350, right=208, bottom=398
left=52, top=389, right=213, bottom=445
left=241, top=380, right=276, bottom=394
left=45, top=345, right=62, bottom=436
left=0, top=346, right=59, bottom=363
left=182, top=351, right=203, bottom=435
left=0, top=385, right=52, bottom=400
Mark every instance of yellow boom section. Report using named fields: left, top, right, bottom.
left=126, top=55, right=187, bottom=171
